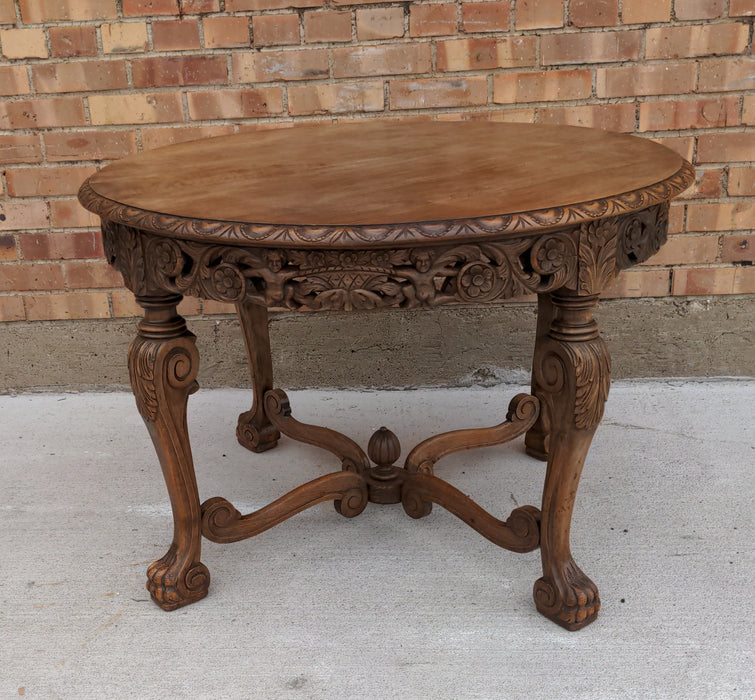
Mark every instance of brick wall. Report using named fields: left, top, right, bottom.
left=0, top=0, right=753, bottom=325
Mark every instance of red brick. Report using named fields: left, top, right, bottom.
left=0, top=201, right=50, bottom=231
left=49, top=26, right=98, bottom=58
left=675, top=0, right=725, bottom=19
left=697, top=57, right=755, bottom=93
left=677, top=168, right=725, bottom=200
left=668, top=202, right=685, bottom=234
left=253, top=14, right=300, bottom=46
left=357, top=7, right=405, bottom=40
left=0, top=134, right=42, bottom=164
left=140, top=124, right=235, bottom=150
left=132, top=56, right=227, bottom=87
left=721, top=235, right=755, bottom=262
left=437, top=36, right=536, bottom=71
left=645, top=23, right=749, bottom=60
left=729, top=0, right=754, bottom=15
left=697, top=133, right=755, bottom=163
left=0, top=66, right=30, bottom=96
left=111, top=290, right=201, bottom=317
left=0, top=263, right=65, bottom=292
left=26, top=293, right=111, bottom=320
left=19, top=0, right=117, bottom=22
left=687, top=201, right=755, bottom=232
left=537, top=103, right=635, bottom=132
left=228, top=0, right=321, bottom=9
left=0, top=234, right=16, bottom=261
left=639, top=234, right=718, bottom=265
left=743, top=96, right=755, bottom=126
left=187, top=88, right=284, bottom=120
left=601, top=269, right=670, bottom=298
left=201, top=299, right=236, bottom=315
left=515, top=0, right=564, bottom=29
left=389, top=76, right=487, bottom=110
left=541, top=30, right=641, bottom=65
left=19, top=231, right=103, bottom=261
left=122, top=0, right=219, bottom=15
left=0, top=296, right=25, bottom=322
left=88, top=93, right=185, bottom=125
left=638, top=97, right=739, bottom=131
left=43, top=131, right=138, bottom=162
left=651, top=136, right=695, bottom=162
left=232, top=49, right=329, bottom=82
left=461, top=2, right=510, bottom=32
left=101, top=23, right=149, bottom=54
left=333, top=43, right=432, bottom=78
left=304, top=10, right=352, bottom=43
left=49, top=199, right=99, bottom=228
left=596, top=63, right=696, bottom=98
left=1, top=28, right=48, bottom=59
left=672, top=267, right=755, bottom=295
left=0, top=97, right=87, bottom=129
left=32, top=61, right=129, bottom=94
left=494, top=69, right=592, bottom=104
left=569, top=0, right=618, bottom=27
left=204, top=16, right=251, bottom=48
left=63, top=260, right=123, bottom=289
left=0, top=0, right=15, bottom=24
left=409, top=3, right=457, bottom=37
left=621, top=0, right=670, bottom=23
left=288, top=82, right=384, bottom=115
left=728, top=167, right=755, bottom=196
left=7, top=166, right=97, bottom=198
left=152, top=20, right=201, bottom=51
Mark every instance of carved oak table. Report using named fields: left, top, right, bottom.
left=79, top=122, right=693, bottom=630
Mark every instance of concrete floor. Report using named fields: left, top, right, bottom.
left=1, top=380, right=753, bottom=699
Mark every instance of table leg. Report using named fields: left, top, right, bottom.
left=235, top=301, right=280, bottom=453
left=525, top=292, right=554, bottom=460
left=531, top=291, right=610, bottom=630
left=129, top=294, right=209, bottom=610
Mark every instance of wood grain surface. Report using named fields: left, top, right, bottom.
left=87, top=121, right=685, bottom=228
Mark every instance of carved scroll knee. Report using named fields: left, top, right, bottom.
left=129, top=294, right=209, bottom=610
left=532, top=292, right=609, bottom=630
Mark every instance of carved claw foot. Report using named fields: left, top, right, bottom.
left=236, top=410, right=280, bottom=453
left=533, top=558, right=600, bottom=630
left=146, top=544, right=210, bottom=611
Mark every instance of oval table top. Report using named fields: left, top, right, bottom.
left=79, top=121, right=694, bottom=248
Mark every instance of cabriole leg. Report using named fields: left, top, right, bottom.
left=129, top=294, right=209, bottom=610
left=236, top=301, right=280, bottom=452
left=531, top=292, right=610, bottom=630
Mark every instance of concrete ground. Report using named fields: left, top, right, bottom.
left=1, top=380, right=753, bottom=699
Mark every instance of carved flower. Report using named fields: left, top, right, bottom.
left=623, top=218, right=646, bottom=256
left=534, top=237, right=566, bottom=273
left=459, top=263, right=494, bottom=298
left=153, top=240, right=182, bottom=276
left=211, top=264, right=245, bottom=301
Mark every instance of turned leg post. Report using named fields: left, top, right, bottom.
left=236, top=301, right=280, bottom=452
left=531, top=291, right=610, bottom=630
left=129, top=294, right=209, bottom=610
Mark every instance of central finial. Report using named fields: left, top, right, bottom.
left=367, top=427, right=401, bottom=468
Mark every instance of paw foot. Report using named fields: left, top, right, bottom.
left=146, top=544, right=210, bottom=611
left=533, top=559, right=600, bottom=631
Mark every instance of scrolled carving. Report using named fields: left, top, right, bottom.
left=146, top=544, right=210, bottom=611
left=104, top=225, right=587, bottom=311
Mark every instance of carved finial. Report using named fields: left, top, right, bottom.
left=367, top=427, right=400, bottom=467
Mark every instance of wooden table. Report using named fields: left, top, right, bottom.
left=79, top=121, right=693, bottom=630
